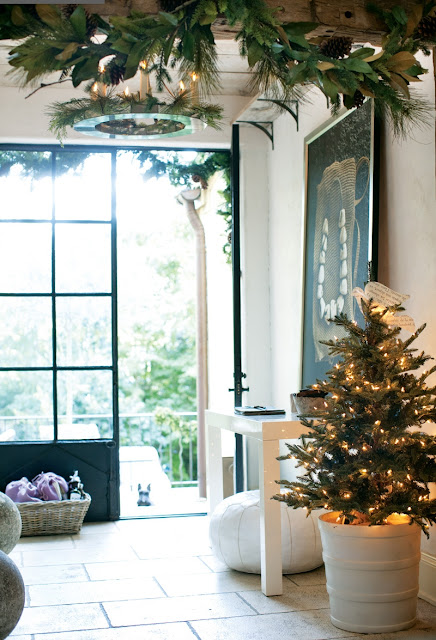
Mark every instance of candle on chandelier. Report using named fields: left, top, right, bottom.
left=190, top=72, right=199, bottom=104
left=94, top=64, right=107, bottom=97
left=139, top=61, right=151, bottom=100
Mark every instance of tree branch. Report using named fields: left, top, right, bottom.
left=25, top=78, right=72, bottom=99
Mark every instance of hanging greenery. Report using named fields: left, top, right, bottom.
left=1, top=1, right=435, bottom=137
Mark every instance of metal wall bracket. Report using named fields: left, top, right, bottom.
left=236, top=121, right=274, bottom=148
left=258, top=98, right=299, bottom=131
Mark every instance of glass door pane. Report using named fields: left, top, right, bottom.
left=55, top=152, right=112, bottom=221
left=55, top=224, right=112, bottom=293
left=57, top=370, right=113, bottom=440
left=0, top=223, right=52, bottom=293
left=56, top=297, right=112, bottom=367
left=0, top=371, right=53, bottom=442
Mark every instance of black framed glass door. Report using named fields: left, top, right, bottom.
left=0, top=148, right=119, bottom=521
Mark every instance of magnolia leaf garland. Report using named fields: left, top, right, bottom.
left=1, top=1, right=436, bottom=137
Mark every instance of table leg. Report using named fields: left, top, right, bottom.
left=206, top=424, right=223, bottom=514
left=258, top=438, right=283, bottom=596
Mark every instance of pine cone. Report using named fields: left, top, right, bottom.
left=352, top=90, right=365, bottom=109
left=62, top=5, right=78, bottom=18
left=62, top=4, right=98, bottom=38
left=158, top=0, right=181, bottom=11
left=108, top=62, right=126, bottom=85
left=415, top=16, right=436, bottom=41
left=85, top=13, right=99, bottom=38
left=319, top=36, right=353, bottom=59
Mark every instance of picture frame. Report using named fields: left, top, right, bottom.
left=301, top=100, right=379, bottom=388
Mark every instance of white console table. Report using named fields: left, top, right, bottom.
left=205, top=409, right=309, bottom=596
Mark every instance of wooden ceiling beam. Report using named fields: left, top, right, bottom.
left=83, top=0, right=420, bottom=43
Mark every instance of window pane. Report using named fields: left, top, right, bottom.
left=56, top=297, right=112, bottom=366
left=0, top=298, right=52, bottom=367
left=57, top=370, right=113, bottom=439
left=0, top=151, right=52, bottom=220
left=55, top=153, right=111, bottom=221
left=55, top=224, right=111, bottom=293
left=0, top=223, right=52, bottom=292
left=0, top=371, right=53, bottom=442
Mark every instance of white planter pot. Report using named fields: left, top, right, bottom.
left=318, top=512, right=421, bottom=634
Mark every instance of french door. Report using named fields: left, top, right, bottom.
left=0, top=147, right=119, bottom=521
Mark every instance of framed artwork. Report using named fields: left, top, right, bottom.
left=301, top=100, right=379, bottom=388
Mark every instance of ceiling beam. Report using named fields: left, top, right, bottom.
left=83, top=0, right=420, bottom=43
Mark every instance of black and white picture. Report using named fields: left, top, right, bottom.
left=302, top=100, right=379, bottom=388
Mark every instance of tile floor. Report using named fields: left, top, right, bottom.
left=8, top=516, right=436, bottom=640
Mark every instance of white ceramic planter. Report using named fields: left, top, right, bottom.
left=318, top=512, right=421, bottom=634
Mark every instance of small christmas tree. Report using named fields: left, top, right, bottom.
left=275, top=288, right=436, bottom=535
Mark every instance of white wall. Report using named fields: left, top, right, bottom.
left=377, top=59, right=436, bottom=601
left=240, top=55, right=436, bottom=599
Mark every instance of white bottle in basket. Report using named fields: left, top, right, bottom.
left=69, top=487, right=82, bottom=501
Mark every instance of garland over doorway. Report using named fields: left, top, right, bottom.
left=0, top=1, right=435, bottom=137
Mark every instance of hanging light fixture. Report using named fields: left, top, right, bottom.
left=73, top=112, right=206, bottom=139
left=73, top=62, right=208, bottom=140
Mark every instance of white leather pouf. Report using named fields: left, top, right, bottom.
left=209, top=490, right=324, bottom=574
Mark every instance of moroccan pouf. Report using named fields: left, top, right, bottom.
left=209, top=490, right=324, bottom=574
left=0, top=492, right=21, bottom=555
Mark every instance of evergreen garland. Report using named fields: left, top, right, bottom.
left=275, top=297, right=436, bottom=535
left=0, top=1, right=435, bottom=136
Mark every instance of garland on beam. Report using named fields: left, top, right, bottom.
left=0, top=1, right=435, bottom=137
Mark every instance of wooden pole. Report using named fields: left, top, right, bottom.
left=179, top=189, right=208, bottom=499
left=84, top=0, right=420, bottom=43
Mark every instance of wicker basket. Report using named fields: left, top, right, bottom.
left=17, top=494, right=91, bottom=537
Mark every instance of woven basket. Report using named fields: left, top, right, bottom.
left=17, top=494, right=91, bottom=537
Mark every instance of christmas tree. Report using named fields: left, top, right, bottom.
left=275, top=286, right=436, bottom=535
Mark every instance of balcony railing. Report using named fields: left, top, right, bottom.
left=0, top=412, right=198, bottom=486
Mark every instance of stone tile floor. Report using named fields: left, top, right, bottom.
left=8, top=516, right=436, bottom=640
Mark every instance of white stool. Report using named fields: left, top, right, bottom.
left=209, top=490, right=324, bottom=574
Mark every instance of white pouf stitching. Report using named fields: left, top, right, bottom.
left=237, top=503, right=258, bottom=572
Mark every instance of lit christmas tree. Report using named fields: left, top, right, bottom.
left=276, top=285, right=436, bottom=534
